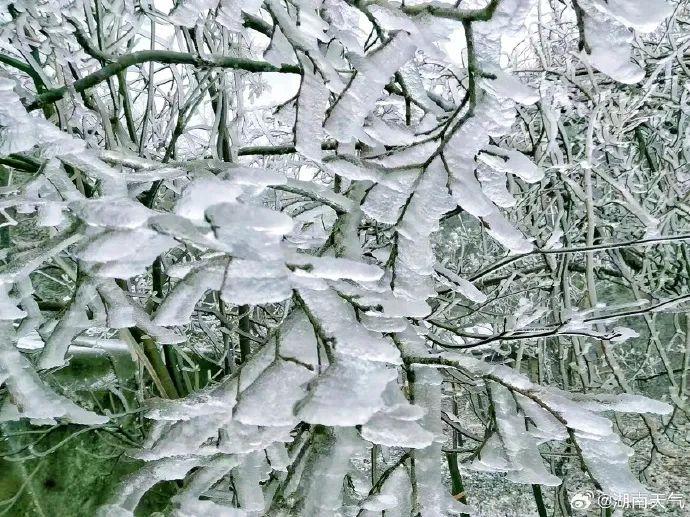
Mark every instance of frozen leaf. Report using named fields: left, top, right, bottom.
left=78, top=229, right=177, bottom=278
left=361, top=382, right=433, bottom=449
left=154, top=268, right=225, bottom=326
left=69, top=197, right=154, bottom=229
left=221, top=260, right=292, bottom=305
left=296, top=355, right=397, bottom=426
left=435, top=265, right=487, bottom=304
left=175, top=178, right=244, bottom=223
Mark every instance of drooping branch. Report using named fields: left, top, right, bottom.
left=27, top=51, right=301, bottom=111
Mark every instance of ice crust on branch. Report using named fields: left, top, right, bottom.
left=0, top=0, right=679, bottom=514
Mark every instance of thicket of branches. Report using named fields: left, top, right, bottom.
left=1, top=0, right=689, bottom=515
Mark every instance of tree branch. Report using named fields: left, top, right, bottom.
left=27, top=51, right=301, bottom=111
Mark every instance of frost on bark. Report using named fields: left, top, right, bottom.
left=0, top=0, right=688, bottom=515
